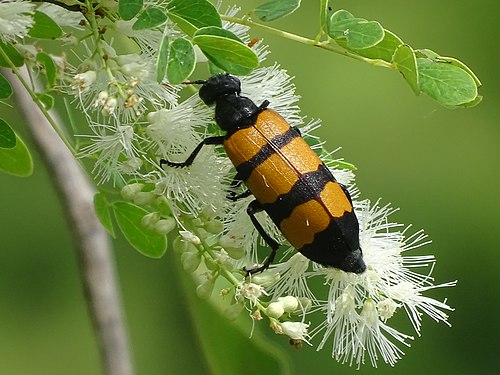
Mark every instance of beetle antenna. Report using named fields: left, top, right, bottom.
left=182, top=80, right=207, bottom=85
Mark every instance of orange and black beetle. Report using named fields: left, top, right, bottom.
left=160, top=73, right=366, bottom=275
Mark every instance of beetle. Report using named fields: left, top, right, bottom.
left=160, top=73, right=366, bottom=275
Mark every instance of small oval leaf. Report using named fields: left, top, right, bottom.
left=336, top=29, right=403, bottom=63
left=133, top=7, right=167, bottom=30
left=167, top=38, right=195, bottom=84
left=0, top=73, right=12, bottom=99
left=113, top=201, right=167, bottom=258
left=119, top=0, right=143, bottom=21
left=156, top=35, right=169, bottom=83
left=254, top=0, right=301, bottom=22
left=0, top=132, right=33, bottom=177
left=0, top=41, right=24, bottom=67
left=36, top=52, right=57, bottom=88
left=94, top=193, right=116, bottom=238
left=417, top=58, right=478, bottom=107
left=193, top=34, right=259, bottom=75
left=28, top=11, right=63, bottom=39
left=0, top=119, right=16, bottom=149
left=167, top=0, right=221, bottom=36
left=393, top=44, right=419, bottom=95
left=328, top=11, right=384, bottom=49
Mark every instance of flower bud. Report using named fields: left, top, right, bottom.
left=278, top=296, right=299, bottom=313
left=141, top=212, right=160, bottom=229
left=154, top=217, right=176, bottom=234
left=251, top=271, right=279, bottom=288
left=121, top=183, right=144, bottom=201
left=133, top=191, right=156, bottom=206
left=179, top=230, right=201, bottom=245
left=266, top=302, right=285, bottom=319
left=172, top=236, right=188, bottom=253
left=181, top=251, right=201, bottom=273
left=196, top=277, right=215, bottom=299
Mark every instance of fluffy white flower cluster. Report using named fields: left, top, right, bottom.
left=43, top=3, right=455, bottom=367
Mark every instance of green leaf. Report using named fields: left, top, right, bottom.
left=132, top=7, right=167, bottom=30
left=94, top=193, right=115, bottom=238
left=167, top=38, right=195, bottom=84
left=0, top=131, right=33, bottom=177
left=457, top=95, right=482, bottom=108
left=28, top=11, right=63, bottom=39
left=433, top=56, right=482, bottom=88
left=113, top=201, right=167, bottom=258
left=0, top=73, right=12, bottom=99
left=393, top=44, right=419, bottom=94
left=417, top=58, right=478, bottom=107
left=0, top=41, right=24, bottom=67
left=254, top=0, right=301, bottom=22
left=337, top=29, right=403, bottom=62
left=193, top=30, right=259, bottom=75
left=36, top=52, right=57, bottom=88
left=167, top=0, right=221, bottom=37
left=119, top=0, right=143, bottom=20
left=0, top=119, right=16, bottom=149
left=156, top=35, right=169, bottom=83
left=208, top=61, right=225, bottom=76
left=328, top=10, right=384, bottom=49
left=36, top=93, right=55, bottom=110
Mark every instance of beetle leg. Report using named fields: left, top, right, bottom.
left=292, top=125, right=301, bottom=136
left=244, top=200, right=280, bottom=275
left=227, top=174, right=253, bottom=201
left=258, top=100, right=270, bottom=113
left=160, top=136, right=224, bottom=168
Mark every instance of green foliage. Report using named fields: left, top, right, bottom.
left=193, top=27, right=259, bottom=75
left=0, top=42, right=24, bottom=67
left=0, top=119, right=16, bottom=149
left=0, top=131, right=33, bottom=177
left=94, top=193, right=116, bottom=237
left=35, top=93, right=55, bottom=110
left=324, top=8, right=481, bottom=107
left=0, top=73, right=12, bottom=99
left=254, top=0, right=302, bottom=22
left=113, top=201, right=168, bottom=258
left=118, top=0, right=143, bottom=21
left=417, top=58, right=478, bottom=107
left=393, top=44, right=419, bottom=94
left=133, top=7, right=167, bottom=30
left=327, top=10, right=384, bottom=49
left=36, top=52, right=57, bottom=88
left=167, top=38, right=195, bottom=84
left=28, top=11, right=63, bottom=39
left=166, top=0, right=221, bottom=37
left=156, top=35, right=169, bottom=83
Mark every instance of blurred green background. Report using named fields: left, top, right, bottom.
left=1, top=0, right=498, bottom=374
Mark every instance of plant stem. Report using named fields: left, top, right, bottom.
left=220, top=15, right=393, bottom=69
left=4, top=68, right=135, bottom=375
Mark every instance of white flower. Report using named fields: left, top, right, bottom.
left=267, top=253, right=316, bottom=303
left=0, top=0, right=34, bottom=43
left=237, top=282, right=267, bottom=305
left=240, top=64, right=302, bottom=128
left=80, top=121, right=141, bottom=184
left=280, top=321, right=311, bottom=343
left=73, top=71, right=97, bottom=93
left=308, top=200, right=455, bottom=367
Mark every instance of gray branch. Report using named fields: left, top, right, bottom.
left=4, top=68, right=135, bottom=375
